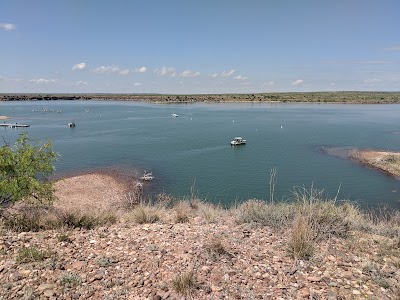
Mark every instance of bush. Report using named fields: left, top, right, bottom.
left=0, top=133, right=58, bottom=208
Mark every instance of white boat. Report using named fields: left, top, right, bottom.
left=68, top=122, right=75, bottom=128
left=231, top=137, right=246, bottom=146
left=140, top=171, right=154, bottom=181
left=171, top=113, right=179, bottom=117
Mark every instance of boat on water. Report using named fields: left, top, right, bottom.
left=231, top=137, right=246, bottom=146
left=171, top=113, right=179, bottom=117
left=68, top=122, right=76, bottom=128
left=140, top=171, right=154, bottom=181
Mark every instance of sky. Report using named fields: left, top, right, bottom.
left=0, top=0, right=399, bottom=94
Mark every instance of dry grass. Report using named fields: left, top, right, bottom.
left=287, top=216, right=315, bottom=259
left=126, top=204, right=162, bottom=224
left=172, top=271, right=198, bottom=296
left=235, top=188, right=363, bottom=239
left=173, top=202, right=191, bottom=223
left=2, top=204, right=117, bottom=231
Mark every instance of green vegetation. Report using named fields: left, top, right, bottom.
left=16, top=246, right=51, bottom=264
left=0, top=133, right=58, bottom=208
left=59, top=272, right=82, bottom=287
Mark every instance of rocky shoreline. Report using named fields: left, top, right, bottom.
left=1, top=172, right=399, bottom=299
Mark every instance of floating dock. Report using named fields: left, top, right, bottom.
left=0, top=123, right=30, bottom=128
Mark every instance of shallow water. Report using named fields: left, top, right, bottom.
left=1, top=100, right=400, bottom=208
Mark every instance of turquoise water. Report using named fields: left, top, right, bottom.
left=1, top=100, right=400, bottom=208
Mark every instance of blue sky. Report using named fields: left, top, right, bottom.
left=0, top=0, right=399, bottom=94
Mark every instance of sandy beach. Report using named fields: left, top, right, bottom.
left=53, top=170, right=139, bottom=216
left=0, top=116, right=10, bottom=120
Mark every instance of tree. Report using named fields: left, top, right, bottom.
left=0, top=133, right=58, bottom=207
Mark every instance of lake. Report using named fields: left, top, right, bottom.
left=1, top=100, right=400, bottom=209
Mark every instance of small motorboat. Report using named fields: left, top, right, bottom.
left=140, top=171, right=154, bottom=181
left=171, top=113, right=179, bottom=117
left=68, top=122, right=75, bottom=128
left=231, top=137, right=246, bottom=146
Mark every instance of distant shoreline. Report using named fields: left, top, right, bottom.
left=1, top=91, right=400, bottom=104
left=0, top=116, right=10, bottom=120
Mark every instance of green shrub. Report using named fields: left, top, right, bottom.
left=16, top=246, right=51, bottom=264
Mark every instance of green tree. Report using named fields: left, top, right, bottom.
left=0, top=133, right=58, bottom=207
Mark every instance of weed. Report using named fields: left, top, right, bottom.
left=97, top=256, right=114, bottom=267
left=59, top=272, right=81, bottom=288
left=287, top=216, right=315, bottom=260
left=62, top=211, right=117, bottom=229
left=204, top=237, right=229, bottom=261
left=174, top=202, right=191, bottom=223
left=58, top=232, right=71, bottom=243
left=16, top=246, right=50, bottom=264
left=128, top=204, right=161, bottom=224
left=199, top=203, right=220, bottom=224
left=172, top=271, right=197, bottom=296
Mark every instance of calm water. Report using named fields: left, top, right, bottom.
left=1, top=100, right=400, bottom=208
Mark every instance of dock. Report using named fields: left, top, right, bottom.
left=0, top=123, right=30, bottom=128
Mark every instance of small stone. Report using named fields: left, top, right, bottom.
left=152, top=296, right=161, bottom=300
left=327, top=290, right=337, bottom=300
left=211, top=285, right=223, bottom=292
left=307, top=276, right=321, bottom=282
left=298, top=288, right=310, bottom=298
left=43, top=289, right=55, bottom=297
left=352, top=290, right=361, bottom=295
left=71, top=261, right=84, bottom=271
left=38, top=284, right=56, bottom=292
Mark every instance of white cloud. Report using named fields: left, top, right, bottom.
left=135, top=66, right=147, bottom=73
left=291, top=79, right=304, bottom=86
left=29, top=78, right=57, bottom=84
left=154, top=67, right=177, bottom=77
left=384, top=45, right=400, bottom=51
left=179, top=70, right=200, bottom=77
left=209, top=70, right=236, bottom=78
left=72, top=62, right=86, bottom=71
left=330, top=82, right=336, bottom=86
left=234, top=75, right=248, bottom=80
left=0, top=23, right=16, bottom=31
left=119, top=69, right=130, bottom=75
left=364, top=78, right=382, bottom=84
left=93, top=65, right=129, bottom=75
left=76, top=81, right=88, bottom=86
left=133, top=82, right=142, bottom=86
left=221, top=70, right=235, bottom=77
left=263, top=81, right=275, bottom=87
left=0, top=75, right=5, bottom=81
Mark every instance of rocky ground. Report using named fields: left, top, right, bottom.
left=0, top=173, right=399, bottom=300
